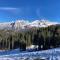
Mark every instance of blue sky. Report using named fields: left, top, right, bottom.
left=0, top=0, right=60, bottom=22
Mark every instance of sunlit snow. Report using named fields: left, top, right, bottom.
left=0, top=48, right=60, bottom=60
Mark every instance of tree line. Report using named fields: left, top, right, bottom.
left=0, top=25, right=60, bottom=51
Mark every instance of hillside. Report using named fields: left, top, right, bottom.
left=0, top=24, right=60, bottom=51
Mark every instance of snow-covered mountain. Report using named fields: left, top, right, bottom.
left=14, top=19, right=59, bottom=30
left=0, top=22, right=13, bottom=30
left=29, top=20, right=59, bottom=27
left=0, top=19, right=59, bottom=30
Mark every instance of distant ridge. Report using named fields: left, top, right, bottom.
left=0, top=19, right=59, bottom=30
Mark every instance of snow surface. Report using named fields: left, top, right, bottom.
left=0, top=48, right=60, bottom=60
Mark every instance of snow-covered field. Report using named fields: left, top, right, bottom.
left=0, top=48, right=60, bottom=60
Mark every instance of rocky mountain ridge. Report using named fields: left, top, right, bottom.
left=0, top=19, right=59, bottom=30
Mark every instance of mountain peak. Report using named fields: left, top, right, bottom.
left=0, top=19, right=59, bottom=30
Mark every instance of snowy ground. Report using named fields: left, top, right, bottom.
left=0, top=48, right=60, bottom=60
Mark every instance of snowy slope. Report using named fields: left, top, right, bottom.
left=0, top=48, right=60, bottom=60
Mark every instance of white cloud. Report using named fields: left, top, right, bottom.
left=0, top=7, right=21, bottom=15
left=0, top=7, right=17, bottom=10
